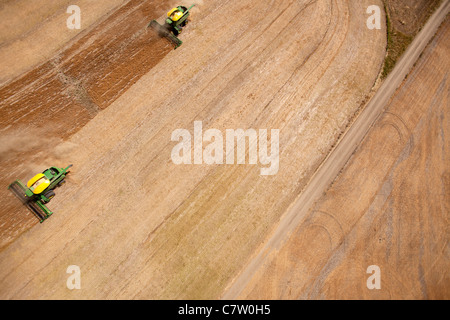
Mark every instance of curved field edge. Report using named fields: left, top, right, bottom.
left=0, top=0, right=386, bottom=299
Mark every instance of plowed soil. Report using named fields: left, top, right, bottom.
left=0, top=0, right=127, bottom=85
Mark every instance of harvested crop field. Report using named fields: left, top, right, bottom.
left=236, top=14, right=450, bottom=300
left=0, top=0, right=447, bottom=300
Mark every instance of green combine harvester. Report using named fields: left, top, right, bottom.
left=149, top=4, right=195, bottom=49
left=8, top=165, right=73, bottom=223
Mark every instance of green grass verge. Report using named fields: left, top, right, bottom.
left=381, top=2, right=413, bottom=78
left=381, top=0, right=443, bottom=79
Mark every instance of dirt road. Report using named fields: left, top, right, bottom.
left=0, top=0, right=387, bottom=299
left=227, top=1, right=450, bottom=299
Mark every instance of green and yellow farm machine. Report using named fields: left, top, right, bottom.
left=8, top=165, right=73, bottom=223
left=149, top=4, right=195, bottom=49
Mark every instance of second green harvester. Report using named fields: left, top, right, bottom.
left=149, top=4, right=196, bottom=49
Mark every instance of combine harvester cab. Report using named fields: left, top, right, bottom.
left=8, top=165, right=73, bottom=223
left=149, top=4, right=195, bottom=49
